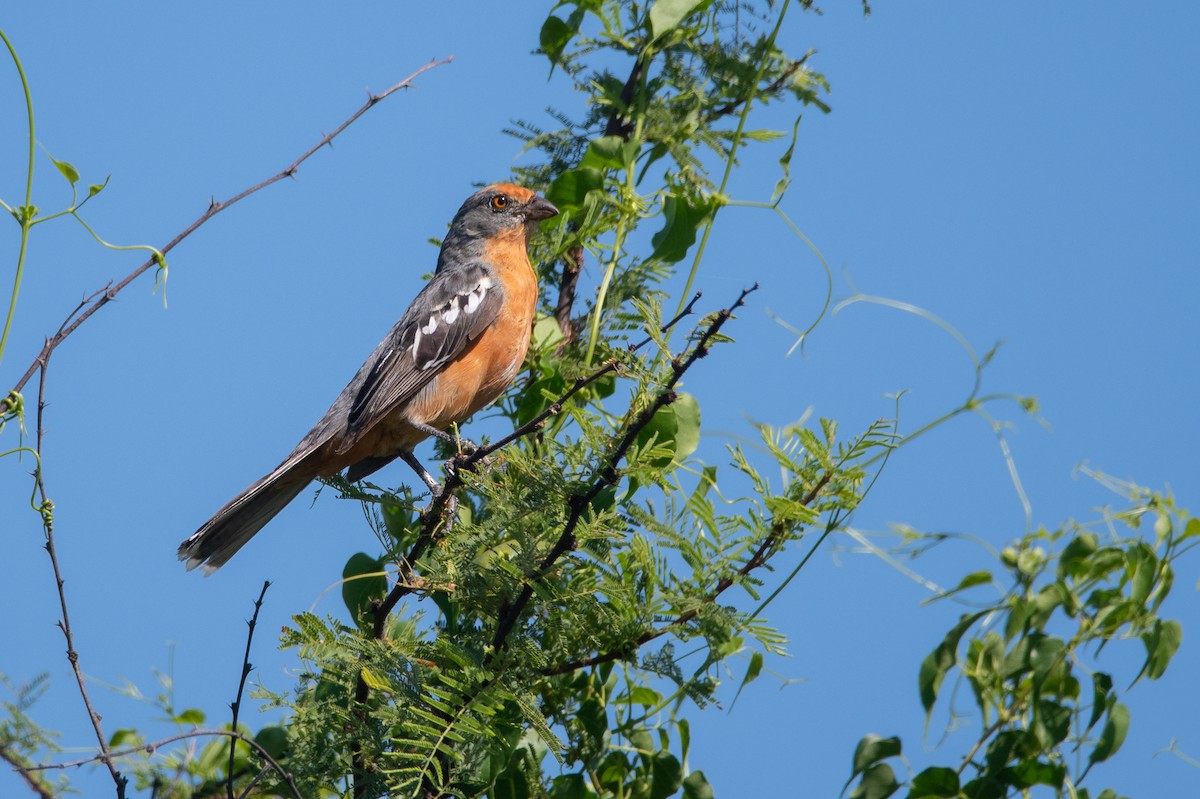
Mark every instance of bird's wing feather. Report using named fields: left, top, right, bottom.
left=346, top=261, right=503, bottom=432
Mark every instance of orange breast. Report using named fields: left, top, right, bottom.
left=402, top=226, right=538, bottom=432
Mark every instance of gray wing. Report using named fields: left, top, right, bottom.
left=345, top=261, right=503, bottom=433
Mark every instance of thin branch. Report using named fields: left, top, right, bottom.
left=24, top=729, right=301, bottom=799
left=489, top=285, right=757, bottom=656
left=543, top=469, right=833, bottom=676
left=349, top=290, right=705, bottom=797
left=0, top=745, right=55, bottom=799
left=228, top=581, right=270, bottom=799
left=7, top=57, right=452, bottom=399
left=33, top=353, right=127, bottom=797
left=706, top=52, right=813, bottom=121
left=462, top=290, right=705, bottom=469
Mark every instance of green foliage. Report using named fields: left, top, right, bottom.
left=845, top=479, right=1195, bottom=799
left=0, top=3, right=1190, bottom=799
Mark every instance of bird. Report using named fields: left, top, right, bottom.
left=178, top=184, right=559, bottom=574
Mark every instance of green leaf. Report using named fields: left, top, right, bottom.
left=730, top=650, right=763, bottom=709
left=919, top=612, right=986, bottom=717
left=1126, top=542, right=1158, bottom=605
left=381, top=500, right=412, bottom=543
left=1030, top=635, right=1066, bottom=686
left=580, top=135, right=627, bottom=171
left=682, top=770, right=714, bottom=799
left=649, top=0, right=713, bottom=39
left=532, top=313, right=565, bottom=351
left=1087, top=672, right=1113, bottom=733
left=851, top=734, right=901, bottom=777
left=848, top=763, right=899, bottom=799
left=51, top=156, right=80, bottom=185
left=772, top=115, right=802, bottom=203
left=923, top=570, right=992, bottom=605
left=108, top=728, right=142, bottom=748
left=907, top=766, right=958, bottom=798
left=174, top=708, right=205, bottom=725
left=650, top=193, right=716, bottom=264
left=1057, top=532, right=1098, bottom=580
left=1089, top=702, right=1130, bottom=765
left=342, top=552, right=387, bottom=624
left=546, top=167, right=603, bottom=217
left=1005, top=759, right=1066, bottom=789
left=1032, top=700, right=1072, bottom=748
left=360, top=667, right=390, bottom=692
left=672, top=393, right=701, bottom=461
left=1182, top=517, right=1200, bottom=541
left=1138, top=618, right=1182, bottom=682
left=636, top=403, right=680, bottom=469
left=254, top=725, right=288, bottom=759
left=618, top=685, right=662, bottom=706
left=650, top=751, right=683, bottom=799
left=550, top=773, right=588, bottom=799
left=540, top=15, right=574, bottom=66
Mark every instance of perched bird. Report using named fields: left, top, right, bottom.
left=179, top=184, right=558, bottom=574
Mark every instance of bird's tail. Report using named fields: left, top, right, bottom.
left=178, top=464, right=311, bottom=574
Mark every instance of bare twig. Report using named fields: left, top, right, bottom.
left=33, top=354, right=127, bottom=797
left=8, top=57, right=452, bottom=399
left=488, top=285, right=757, bottom=656
left=228, top=581, right=270, bottom=799
left=24, top=729, right=301, bottom=799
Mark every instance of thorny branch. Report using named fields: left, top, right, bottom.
left=707, top=52, right=813, bottom=121
left=488, top=284, right=759, bottom=656
left=6, top=59, right=450, bottom=799
left=349, top=291, right=705, bottom=797
left=22, top=729, right=301, bottom=799
left=6, top=56, right=452, bottom=400
left=543, top=469, right=836, bottom=676
left=228, top=581, right=270, bottom=799
left=34, top=353, right=127, bottom=797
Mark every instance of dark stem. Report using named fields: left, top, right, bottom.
left=488, top=286, right=758, bottom=658
left=25, top=729, right=301, bottom=799
left=554, top=245, right=584, bottom=346
left=603, top=54, right=647, bottom=140
left=543, top=468, right=834, bottom=676
left=707, top=52, right=813, bottom=121
left=34, top=357, right=127, bottom=798
left=348, top=290, right=706, bottom=796
left=227, top=581, right=270, bottom=799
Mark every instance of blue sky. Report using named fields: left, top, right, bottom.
left=1, top=3, right=1198, bottom=797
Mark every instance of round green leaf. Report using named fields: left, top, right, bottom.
left=649, top=751, right=682, bottom=799
left=254, top=725, right=288, bottom=760
left=342, top=552, right=387, bottom=623
left=682, top=771, right=714, bottom=799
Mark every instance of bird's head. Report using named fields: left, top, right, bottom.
left=439, top=184, right=559, bottom=265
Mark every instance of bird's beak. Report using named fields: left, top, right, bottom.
left=526, top=195, right=559, bottom=221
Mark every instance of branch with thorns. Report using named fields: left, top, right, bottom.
left=21, top=729, right=301, bottom=799
left=4, top=58, right=450, bottom=799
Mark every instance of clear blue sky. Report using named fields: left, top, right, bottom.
left=1, top=3, right=1198, bottom=797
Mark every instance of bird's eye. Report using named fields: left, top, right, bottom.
left=489, top=195, right=509, bottom=211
